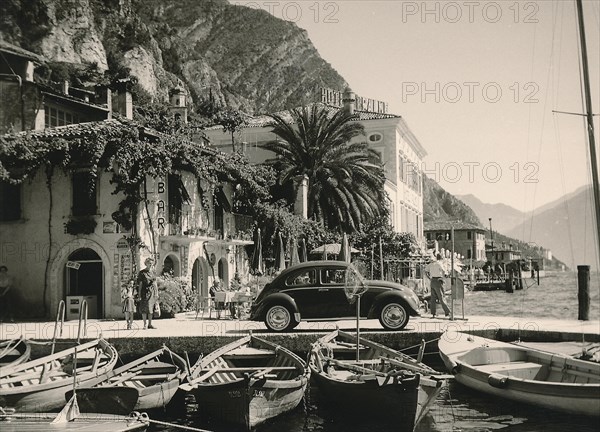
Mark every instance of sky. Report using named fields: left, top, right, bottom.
left=231, top=0, right=600, bottom=215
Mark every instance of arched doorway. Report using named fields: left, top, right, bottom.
left=162, top=254, right=180, bottom=276
left=191, top=257, right=209, bottom=297
left=65, top=248, right=103, bottom=318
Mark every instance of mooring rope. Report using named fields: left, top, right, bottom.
left=397, top=337, right=441, bottom=353
left=132, top=412, right=213, bottom=432
left=146, top=418, right=213, bottom=431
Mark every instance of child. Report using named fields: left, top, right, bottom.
left=121, top=280, right=136, bottom=329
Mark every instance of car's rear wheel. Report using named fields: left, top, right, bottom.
left=264, top=304, right=297, bottom=332
left=379, top=301, right=409, bottom=330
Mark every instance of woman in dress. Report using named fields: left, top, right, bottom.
left=136, top=257, right=158, bottom=329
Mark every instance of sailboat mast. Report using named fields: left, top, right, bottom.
left=575, top=0, right=600, bottom=261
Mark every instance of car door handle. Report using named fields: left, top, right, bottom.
left=318, top=288, right=329, bottom=292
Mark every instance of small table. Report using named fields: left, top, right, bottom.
left=214, top=291, right=235, bottom=304
left=213, top=292, right=253, bottom=319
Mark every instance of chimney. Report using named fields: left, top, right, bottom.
left=95, top=85, right=112, bottom=118
left=342, top=87, right=356, bottom=115
left=62, top=80, right=69, bottom=95
left=293, top=175, right=309, bottom=219
left=24, top=60, right=34, bottom=82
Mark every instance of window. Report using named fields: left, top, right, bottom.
left=168, top=174, right=191, bottom=227
left=368, top=133, right=382, bottom=142
left=467, top=231, right=472, bottom=240
left=0, top=182, right=21, bottom=221
left=72, top=172, right=97, bottom=216
left=44, top=105, right=79, bottom=128
left=321, top=268, right=345, bottom=284
left=467, top=249, right=472, bottom=259
left=399, top=155, right=406, bottom=183
left=286, top=269, right=316, bottom=286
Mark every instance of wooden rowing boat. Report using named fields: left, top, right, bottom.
left=309, top=330, right=447, bottom=431
left=180, top=334, right=310, bottom=429
left=0, top=338, right=118, bottom=412
left=0, top=408, right=149, bottom=431
left=0, top=337, right=31, bottom=368
left=67, top=346, right=187, bottom=413
left=438, top=332, right=600, bottom=417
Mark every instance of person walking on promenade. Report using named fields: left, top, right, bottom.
left=0, top=265, right=13, bottom=322
left=121, top=279, right=136, bottom=330
left=425, top=254, right=450, bottom=318
left=137, top=257, right=158, bottom=329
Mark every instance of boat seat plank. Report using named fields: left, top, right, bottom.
left=133, top=373, right=172, bottom=381
left=106, top=370, right=143, bottom=386
left=199, top=366, right=297, bottom=373
left=323, top=357, right=387, bottom=377
left=222, top=347, right=277, bottom=359
left=477, top=361, right=545, bottom=380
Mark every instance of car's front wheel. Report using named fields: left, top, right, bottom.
left=264, top=304, right=298, bottom=332
left=379, top=301, right=409, bottom=330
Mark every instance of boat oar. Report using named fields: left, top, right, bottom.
left=52, top=347, right=80, bottom=423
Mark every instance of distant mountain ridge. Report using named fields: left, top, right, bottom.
left=457, top=193, right=525, bottom=234
left=507, top=185, right=598, bottom=270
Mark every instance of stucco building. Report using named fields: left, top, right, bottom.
left=204, top=88, right=427, bottom=240
left=424, top=221, right=487, bottom=262
left=0, top=41, right=251, bottom=319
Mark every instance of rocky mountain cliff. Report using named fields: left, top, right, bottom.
left=423, top=175, right=482, bottom=226
left=0, top=0, right=347, bottom=114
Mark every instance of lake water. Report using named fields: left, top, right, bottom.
left=462, top=270, right=600, bottom=320
left=149, top=271, right=599, bottom=432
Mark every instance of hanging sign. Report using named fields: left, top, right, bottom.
left=66, top=261, right=81, bottom=270
left=116, top=238, right=129, bottom=251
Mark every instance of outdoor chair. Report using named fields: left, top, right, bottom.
left=195, top=295, right=214, bottom=320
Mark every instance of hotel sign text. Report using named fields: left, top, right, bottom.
left=320, top=88, right=388, bottom=114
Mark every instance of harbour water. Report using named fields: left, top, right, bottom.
left=150, top=271, right=599, bottom=431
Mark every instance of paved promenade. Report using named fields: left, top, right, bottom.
left=1, top=314, right=598, bottom=359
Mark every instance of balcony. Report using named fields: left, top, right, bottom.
left=160, top=212, right=254, bottom=245
left=210, top=213, right=254, bottom=246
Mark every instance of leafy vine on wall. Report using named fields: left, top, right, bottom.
left=0, top=120, right=274, bottom=249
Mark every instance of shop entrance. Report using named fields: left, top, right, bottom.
left=65, top=248, right=103, bottom=318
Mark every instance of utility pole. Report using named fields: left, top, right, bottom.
left=489, top=218, right=494, bottom=265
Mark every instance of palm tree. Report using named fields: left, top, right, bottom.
left=261, top=105, right=388, bottom=232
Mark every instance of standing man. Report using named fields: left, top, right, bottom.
left=424, top=254, right=450, bottom=318
left=0, top=265, right=13, bottom=322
